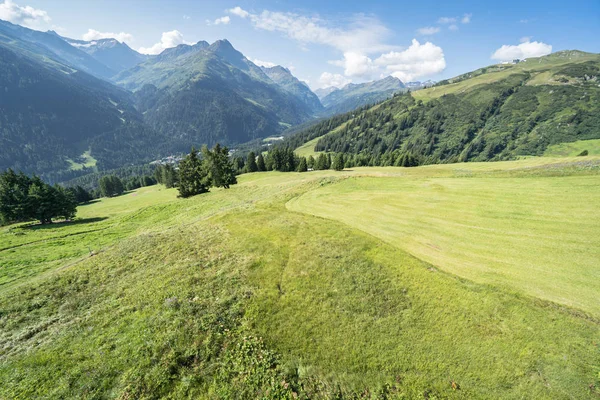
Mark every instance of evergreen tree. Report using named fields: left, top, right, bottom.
left=332, top=153, right=345, bottom=171
left=99, top=175, right=124, bottom=197
left=326, top=153, right=332, bottom=169
left=296, top=157, right=308, bottom=172
left=246, top=151, right=258, bottom=173
left=202, top=144, right=237, bottom=189
left=256, top=153, right=266, bottom=171
left=178, top=147, right=209, bottom=198
left=307, top=155, right=315, bottom=169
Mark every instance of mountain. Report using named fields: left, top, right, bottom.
left=320, top=76, right=406, bottom=116
left=287, top=51, right=600, bottom=164
left=405, top=80, right=435, bottom=90
left=314, top=86, right=339, bottom=100
left=0, top=19, right=116, bottom=79
left=115, top=39, right=315, bottom=147
left=61, top=36, right=148, bottom=73
left=0, top=36, right=168, bottom=181
left=261, top=65, right=323, bottom=113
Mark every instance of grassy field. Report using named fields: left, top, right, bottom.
left=544, top=139, right=600, bottom=157
left=66, top=149, right=97, bottom=171
left=1, top=157, right=599, bottom=398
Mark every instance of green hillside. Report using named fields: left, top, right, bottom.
left=291, top=51, right=600, bottom=163
left=115, top=40, right=315, bottom=146
left=1, top=157, right=599, bottom=398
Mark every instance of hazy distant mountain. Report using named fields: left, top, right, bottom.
left=314, top=86, right=338, bottom=100
left=0, top=19, right=116, bottom=79
left=320, top=76, right=407, bottom=116
left=115, top=39, right=315, bottom=147
left=62, top=36, right=148, bottom=73
left=261, top=65, right=323, bottom=113
left=405, top=80, right=436, bottom=90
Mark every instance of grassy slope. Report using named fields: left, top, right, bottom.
left=1, top=158, right=600, bottom=398
left=413, top=51, right=600, bottom=102
left=544, top=139, right=600, bottom=157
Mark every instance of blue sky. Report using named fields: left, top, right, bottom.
left=2, top=0, right=599, bottom=89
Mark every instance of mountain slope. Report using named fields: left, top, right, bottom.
left=288, top=51, right=600, bottom=163
left=261, top=65, right=323, bottom=113
left=115, top=39, right=314, bottom=146
left=0, top=39, right=165, bottom=180
left=62, top=36, right=148, bottom=73
left=0, top=20, right=115, bottom=79
left=320, top=76, right=406, bottom=116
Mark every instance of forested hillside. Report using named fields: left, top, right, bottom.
left=115, top=40, right=315, bottom=146
left=289, top=52, right=600, bottom=164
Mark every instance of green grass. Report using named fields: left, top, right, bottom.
left=294, top=135, right=324, bottom=157
left=544, top=139, right=600, bottom=157
left=66, top=150, right=97, bottom=171
left=1, top=158, right=599, bottom=398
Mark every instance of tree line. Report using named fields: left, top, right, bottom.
left=0, top=170, right=78, bottom=225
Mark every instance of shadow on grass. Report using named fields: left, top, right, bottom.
left=22, top=217, right=108, bottom=230
left=78, top=199, right=101, bottom=206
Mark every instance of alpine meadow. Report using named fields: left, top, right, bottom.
left=0, top=1, right=599, bottom=399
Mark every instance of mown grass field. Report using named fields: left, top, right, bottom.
left=1, top=157, right=599, bottom=398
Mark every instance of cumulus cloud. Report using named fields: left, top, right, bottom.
left=228, top=6, right=249, bottom=18
left=461, top=13, right=472, bottom=24
left=82, top=29, right=133, bottom=44
left=448, top=24, right=458, bottom=31
left=375, top=39, right=446, bottom=82
left=252, top=58, right=277, bottom=68
left=228, top=6, right=446, bottom=87
left=438, top=17, right=456, bottom=24
left=227, top=6, right=393, bottom=54
left=0, top=0, right=50, bottom=29
left=319, top=72, right=352, bottom=88
left=491, top=40, right=552, bottom=61
left=213, top=16, right=230, bottom=25
left=138, top=30, right=191, bottom=55
left=417, top=26, right=440, bottom=35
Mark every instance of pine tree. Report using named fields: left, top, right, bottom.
left=326, top=153, right=332, bottom=169
left=246, top=151, right=258, bottom=173
left=297, top=157, right=308, bottom=172
left=256, top=153, right=266, bottom=171
left=307, top=155, right=315, bottom=169
left=202, top=144, right=237, bottom=189
left=332, top=153, right=345, bottom=171
left=178, top=147, right=209, bottom=198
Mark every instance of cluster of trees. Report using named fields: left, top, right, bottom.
left=151, top=145, right=238, bottom=198
left=98, top=175, right=125, bottom=197
left=0, top=170, right=78, bottom=225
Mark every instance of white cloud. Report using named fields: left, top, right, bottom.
left=183, top=15, right=190, bottom=20
left=461, top=13, right=472, bottom=24
left=138, top=30, right=191, bottom=55
left=417, top=26, right=440, bottom=35
left=375, top=39, right=446, bottom=82
left=227, top=6, right=393, bottom=54
left=213, top=16, right=230, bottom=25
left=520, top=36, right=532, bottom=43
left=229, top=6, right=446, bottom=86
left=319, top=72, right=351, bottom=88
left=252, top=58, right=277, bottom=68
left=491, top=40, right=552, bottom=61
left=438, top=17, right=457, bottom=24
left=448, top=24, right=458, bottom=31
left=0, top=0, right=50, bottom=29
left=520, top=19, right=529, bottom=24
left=82, top=29, right=133, bottom=44
left=228, top=6, right=249, bottom=18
